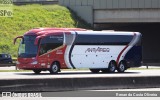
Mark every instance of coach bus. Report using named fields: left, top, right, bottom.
left=14, top=28, right=142, bottom=74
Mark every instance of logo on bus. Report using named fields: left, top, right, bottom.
left=85, top=47, right=110, bottom=53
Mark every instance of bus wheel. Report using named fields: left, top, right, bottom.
left=90, top=69, right=100, bottom=73
left=33, top=70, right=41, bottom=74
left=50, top=62, right=60, bottom=74
left=107, top=61, right=116, bottom=73
left=117, top=61, right=126, bottom=73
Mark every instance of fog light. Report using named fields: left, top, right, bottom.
left=31, top=61, right=38, bottom=65
left=16, top=61, right=20, bottom=64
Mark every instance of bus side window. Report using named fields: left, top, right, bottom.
left=39, top=44, right=47, bottom=55
left=39, top=35, right=63, bottom=56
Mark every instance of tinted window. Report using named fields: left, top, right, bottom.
left=39, top=35, right=63, bottom=55
left=18, top=35, right=38, bottom=58
left=0, top=54, right=2, bottom=58
left=75, top=35, right=133, bottom=45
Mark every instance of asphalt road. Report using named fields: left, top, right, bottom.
left=0, top=68, right=160, bottom=80
left=1, top=67, right=160, bottom=96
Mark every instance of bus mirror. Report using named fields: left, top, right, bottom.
left=14, top=36, right=23, bottom=45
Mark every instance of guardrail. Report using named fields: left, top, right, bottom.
left=13, top=0, right=58, bottom=5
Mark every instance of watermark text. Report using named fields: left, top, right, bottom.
left=2, top=92, right=42, bottom=97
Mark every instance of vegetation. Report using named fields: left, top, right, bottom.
left=0, top=70, right=32, bottom=72
left=0, top=4, right=91, bottom=57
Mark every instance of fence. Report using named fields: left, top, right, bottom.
left=13, top=0, right=58, bottom=5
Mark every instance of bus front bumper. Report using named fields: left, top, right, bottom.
left=16, top=61, right=50, bottom=70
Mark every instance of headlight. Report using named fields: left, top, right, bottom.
left=8, top=55, right=11, bottom=58
left=16, top=61, right=20, bottom=64
left=31, top=61, right=38, bottom=65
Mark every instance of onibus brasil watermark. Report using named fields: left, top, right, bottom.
left=2, top=92, right=42, bottom=97
left=0, top=0, right=13, bottom=17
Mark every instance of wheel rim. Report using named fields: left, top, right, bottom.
left=52, top=64, right=58, bottom=72
left=109, top=62, right=115, bottom=72
left=119, top=63, right=125, bottom=71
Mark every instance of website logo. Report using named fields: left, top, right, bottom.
left=0, top=0, right=13, bottom=17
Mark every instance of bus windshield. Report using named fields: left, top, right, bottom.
left=18, top=35, right=38, bottom=58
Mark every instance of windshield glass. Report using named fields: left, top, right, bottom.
left=18, top=35, right=38, bottom=58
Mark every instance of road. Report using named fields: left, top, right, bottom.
left=1, top=66, right=160, bottom=92
left=0, top=66, right=160, bottom=79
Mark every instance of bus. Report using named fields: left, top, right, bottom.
left=14, top=28, right=142, bottom=74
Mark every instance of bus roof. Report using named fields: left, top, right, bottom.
left=24, top=28, right=139, bottom=36
left=75, top=31, right=139, bottom=36
left=24, top=28, right=87, bottom=36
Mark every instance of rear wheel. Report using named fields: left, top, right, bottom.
left=117, top=61, right=126, bottom=73
left=107, top=61, right=116, bottom=73
left=50, top=62, right=60, bottom=74
left=33, top=70, right=41, bottom=74
left=90, top=69, right=100, bottom=73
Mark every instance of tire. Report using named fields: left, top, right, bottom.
left=117, top=61, right=126, bottom=73
left=107, top=61, right=116, bottom=73
left=33, top=70, right=41, bottom=74
left=90, top=69, right=100, bottom=73
left=50, top=62, right=60, bottom=74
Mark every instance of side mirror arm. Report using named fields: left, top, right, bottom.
left=14, top=36, right=23, bottom=45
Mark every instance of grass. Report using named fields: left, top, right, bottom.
left=0, top=4, right=91, bottom=57
left=0, top=70, right=32, bottom=72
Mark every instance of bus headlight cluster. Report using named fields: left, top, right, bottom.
left=31, top=61, right=38, bottom=65
left=16, top=61, right=20, bottom=64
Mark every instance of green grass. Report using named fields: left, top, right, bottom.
left=0, top=4, right=91, bottom=57
left=0, top=70, right=32, bottom=72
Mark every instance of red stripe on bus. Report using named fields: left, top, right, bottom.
left=116, top=33, right=136, bottom=64
left=116, top=45, right=129, bottom=64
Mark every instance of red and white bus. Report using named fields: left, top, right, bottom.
left=14, top=28, right=142, bottom=74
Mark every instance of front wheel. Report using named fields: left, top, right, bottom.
left=33, top=70, right=41, bottom=74
left=117, top=61, right=126, bottom=73
left=50, top=62, right=60, bottom=74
